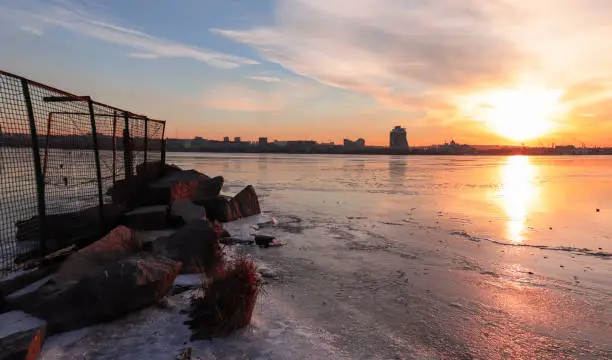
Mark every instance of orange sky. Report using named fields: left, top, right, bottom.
left=2, top=0, right=612, bottom=147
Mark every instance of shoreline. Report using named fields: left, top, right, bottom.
left=165, top=150, right=612, bottom=156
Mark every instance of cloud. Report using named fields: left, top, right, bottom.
left=211, top=0, right=526, bottom=112
left=127, top=53, right=159, bottom=60
left=212, top=0, right=612, bottom=117
left=2, top=0, right=258, bottom=69
left=20, top=25, right=43, bottom=36
left=247, top=76, right=285, bottom=83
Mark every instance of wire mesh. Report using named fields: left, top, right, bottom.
left=129, top=116, right=147, bottom=175
left=0, top=71, right=165, bottom=276
left=147, top=120, right=164, bottom=163
left=0, top=74, right=40, bottom=273
left=91, top=105, right=126, bottom=204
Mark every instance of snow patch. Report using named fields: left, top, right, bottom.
left=0, top=311, right=45, bottom=338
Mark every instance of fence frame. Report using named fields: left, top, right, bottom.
left=0, top=70, right=166, bottom=275
left=21, top=77, right=48, bottom=255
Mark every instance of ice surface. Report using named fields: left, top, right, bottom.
left=39, top=287, right=346, bottom=360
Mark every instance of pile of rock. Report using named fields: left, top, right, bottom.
left=1, top=164, right=264, bottom=359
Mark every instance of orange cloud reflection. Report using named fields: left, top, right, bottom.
left=497, top=156, right=539, bottom=243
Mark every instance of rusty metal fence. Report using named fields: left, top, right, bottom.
left=0, top=70, right=166, bottom=276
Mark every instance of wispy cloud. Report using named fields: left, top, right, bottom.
left=20, top=25, right=43, bottom=36
left=247, top=76, right=285, bottom=83
left=127, top=53, right=159, bottom=60
left=212, top=0, right=612, bottom=118
left=2, top=0, right=258, bottom=69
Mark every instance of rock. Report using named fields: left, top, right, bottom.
left=193, top=185, right=260, bottom=223
left=0, top=266, right=59, bottom=298
left=151, top=219, right=222, bottom=274
left=142, top=171, right=223, bottom=207
left=14, top=203, right=127, bottom=256
left=122, top=205, right=169, bottom=230
left=231, top=185, right=261, bottom=219
left=54, top=226, right=141, bottom=284
left=254, top=235, right=275, bottom=248
left=220, top=237, right=254, bottom=246
left=107, top=162, right=180, bottom=207
left=0, top=311, right=46, bottom=360
left=135, top=161, right=181, bottom=178
left=10, top=254, right=181, bottom=334
left=170, top=200, right=207, bottom=224
left=192, top=196, right=233, bottom=223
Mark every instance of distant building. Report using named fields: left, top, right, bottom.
left=344, top=138, right=366, bottom=148
left=437, top=140, right=477, bottom=154
left=554, top=145, right=576, bottom=155
left=223, top=136, right=230, bottom=143
left=191, top=136, right=206, bottom=148
left=389, top=126, right=408, bottom=148
left=286, top=140, right=316, bottom=145
left=258, top=137, right=268, bottom=145
left=234, top=137, right=241, bottom=143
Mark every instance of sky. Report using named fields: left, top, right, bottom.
left=1, top=0, right=612, bottom=146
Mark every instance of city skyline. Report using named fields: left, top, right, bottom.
left=2, top=1, right=612, bottom=146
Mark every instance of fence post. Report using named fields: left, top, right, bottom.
left=42, top=112, right=52, bottom=179
left=112, top=111, right=117, bottom=185
left=161, top=121, right=166, bottom=169
left=143, top=117, right=148, bottom=172
left=87, top=98, right=105, bottom=230
left=123, top=112, right=132, bottom=180
left=21, top=79, right=47, bottom=255
left=161, top=140, right=166, bottom=171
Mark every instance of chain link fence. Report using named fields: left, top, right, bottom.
left=0, top=70, right=166, bottom=276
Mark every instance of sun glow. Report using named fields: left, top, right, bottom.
left=462, top=87, right=567, bottom=142
left=497, top=156, right=539, bottom=243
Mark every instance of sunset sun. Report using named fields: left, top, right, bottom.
left=463, top=87, right=567, bottom=142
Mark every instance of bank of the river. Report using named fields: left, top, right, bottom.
left=35, top=153, right=612, bottom=359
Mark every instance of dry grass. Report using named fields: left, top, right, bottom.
left=186, top=255, right=261, bottom=340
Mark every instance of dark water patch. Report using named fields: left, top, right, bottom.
left=275, top=215, right=309, bottom=234
left=380, top=221, right=403, bottom=226
left=451, top=231, right=612, bottom=259
left=454, top=257, right=501, bottom=278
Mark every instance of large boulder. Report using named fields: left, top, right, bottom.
left=0, top=311, right=46, bottom=360
left=9, top=254, right=181, bottom=334
left=135, top=161, right=181, bottom=178
left=143, top=171, right=223, bottom=207
left=121, top=205, right=169, bottom=230
left=14, top=203, right=128, bottom=257
left=54, top=226, right=141, bottom=284
left=151, top=219, right=221, bottom=274
left=170, top=200, right=207, bottom=225
left=230, top=185, right=261, bottom=219
left=193, top=185, right=261, bottom=223
left=107, top=161, right=181, bottom=206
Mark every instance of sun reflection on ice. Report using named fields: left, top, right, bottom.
left=498, top=156, right=539, bottom=243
